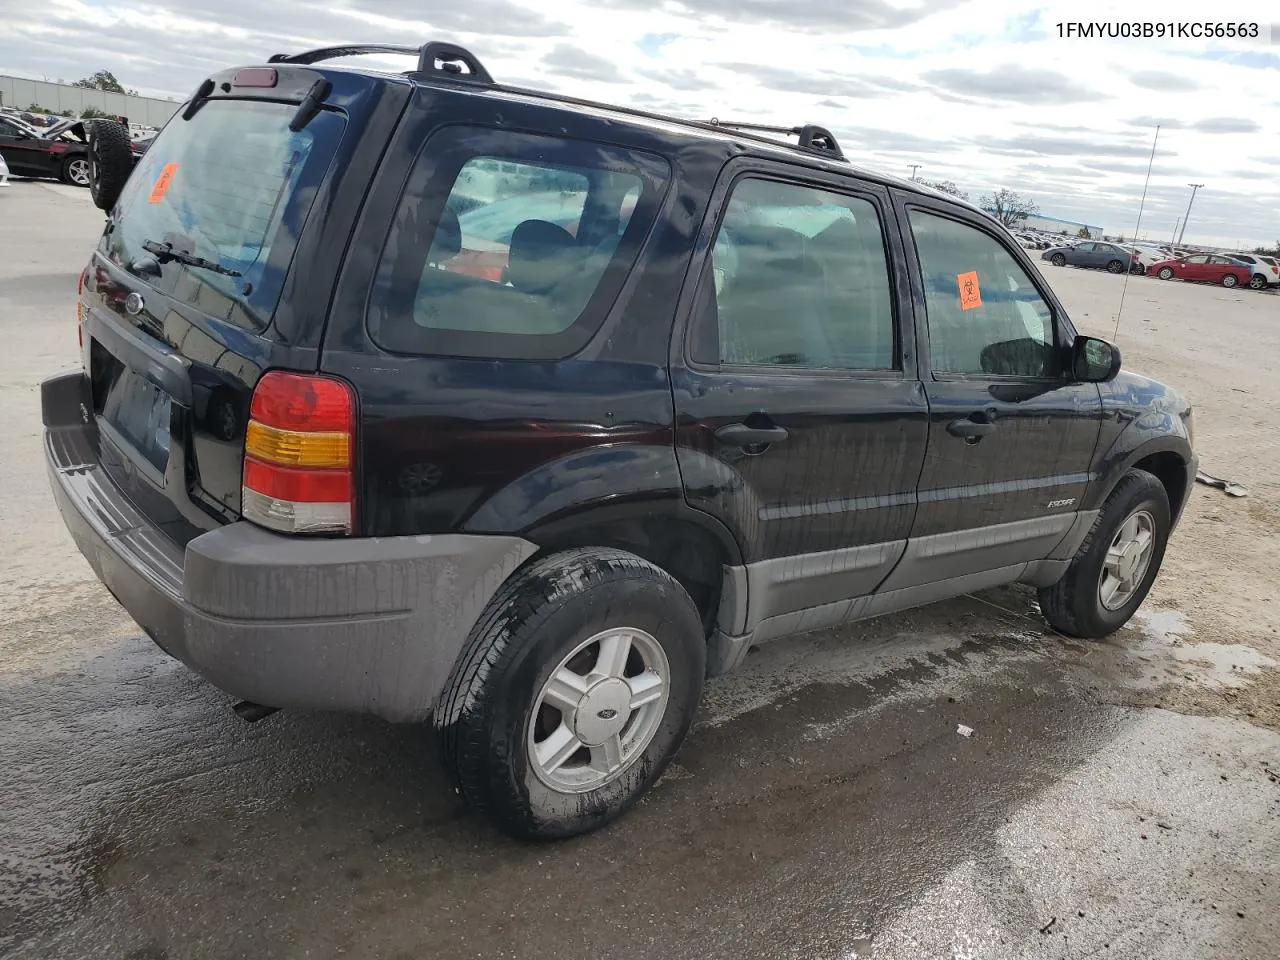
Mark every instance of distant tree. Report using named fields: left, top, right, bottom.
left=1077, top=227, right=1091, bottom=238
left=79, top=106, right=113, bottom=119
left=980, top=188, right=1038, bottom=227
left=72, top=70, right=138, bottom=96
left=918, top=178, right=968, bottom=200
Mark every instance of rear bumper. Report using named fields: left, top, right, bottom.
left=43, top=372, right=536, bottom=722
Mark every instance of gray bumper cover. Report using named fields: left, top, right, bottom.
left=43, top=375, right=535, bottom=722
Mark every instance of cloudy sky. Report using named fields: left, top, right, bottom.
left=3, top=0, right=1277, bottom=247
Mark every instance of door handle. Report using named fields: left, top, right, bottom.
left=714, top=422, right=789, bottom=447
left=946, top=418, right=996, bottom=441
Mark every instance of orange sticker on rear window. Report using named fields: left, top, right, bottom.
left=148, top=163, right=179, bottom=204
left=957, top=270, right=982, bottom=310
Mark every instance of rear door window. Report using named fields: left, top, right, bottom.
left=105, top=99, right=346, bottom=331
left=688, top=176, right=898, bottom=371
left=366, top=126, right=669, bottom=361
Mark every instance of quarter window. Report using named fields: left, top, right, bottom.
left=367, top=127, right=668, bottom=360
left=910, top=210, right=1056, bottom=379
left=691, top=177, right=896, bottom=371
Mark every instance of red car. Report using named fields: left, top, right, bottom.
left=1147, top=254, right=1251, bottom=288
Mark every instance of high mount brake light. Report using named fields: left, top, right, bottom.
left=242, top=371, right=355, bottom=534
left=233, top=68, right=278, bottom=88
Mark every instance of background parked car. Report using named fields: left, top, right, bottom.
left=1148, top=254, right=1251, bottom=288
left=130, top=133, right=155, bottom=166
left=1042, top=240, right=1139, bottom=274
left=0, top=115, right=91, bottom=186
left=1226, top=254, right=1279, bottom=289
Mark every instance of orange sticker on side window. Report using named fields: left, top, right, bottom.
left=148, top=163, right=179, bottom=204
left=957, top=270, right=982, bottom=310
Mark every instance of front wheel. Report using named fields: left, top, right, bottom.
left=60, top=155, right=90, bottom=187
left=1051, top=253, right=1066, bottom=267
left=1222, top=273, right=1239, bottom=288
left=435, top=548, right=706, bottom=840
left=1158, top=267, right=1174, bottom=280
left=1038, top=469, right=1171, bottom=639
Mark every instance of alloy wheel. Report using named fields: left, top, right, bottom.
left=527, top=626, right=670, bottom=794
left=1099, top=509, right=1156, bottom=611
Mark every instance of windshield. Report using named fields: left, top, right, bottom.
left=104, top=99, right=345, bottom=331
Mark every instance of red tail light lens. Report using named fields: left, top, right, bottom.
left=242, top=372, right=355, bottom=534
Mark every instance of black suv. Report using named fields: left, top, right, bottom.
left=43, top=41, right=1197, bottom=840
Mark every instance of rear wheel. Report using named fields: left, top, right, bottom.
left=60, top=156, right=90, bottom=187
left=1249, top=273, right=1268, bottom=290
left=1051, top=253, right=1066, bottom=267
left=1222, top=273, right=1239, bottom=288
left=1038, top=469, right=1171, bottom=639
left=1158, top=267, right=1174, bottom=280
left=1106, top=259, right=1125, bottom=274
left=435, top=548, right=705, bottom=840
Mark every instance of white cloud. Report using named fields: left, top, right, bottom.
left=0, top=0, right=1276, bottom=246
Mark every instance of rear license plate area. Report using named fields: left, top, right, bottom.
left=96, top=352, right=173, bottom=476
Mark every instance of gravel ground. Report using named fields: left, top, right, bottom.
left=2, top=180, right=1278, bottom=960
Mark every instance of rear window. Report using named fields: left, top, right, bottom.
left=104, top=99, right=345, bottom=331
left=366, top=126, right=670, bottom=360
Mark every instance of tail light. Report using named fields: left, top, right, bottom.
left=242, top=372, right=356, bottom=535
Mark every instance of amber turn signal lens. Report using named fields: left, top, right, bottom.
left=245, top=420, right=350, bottom=469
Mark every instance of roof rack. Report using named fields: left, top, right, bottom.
left=267, top=41, right=494, bottom=85
left=265, top=40, right=846, bottom=163
left=708, top=119, right=844, bottom=160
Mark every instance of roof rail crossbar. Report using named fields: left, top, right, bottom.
left=267, top=41, right=494, bottom=85
left=268, top=44, right=421, bottom=65
left=708, top=118, right=845, bottom=160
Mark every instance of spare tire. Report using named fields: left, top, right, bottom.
left=86, top=120, right=134, bottom=212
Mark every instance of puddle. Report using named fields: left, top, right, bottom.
left=1125, top=609, right=1275, bottom=689
left=1135, top=609, right=1192, bottom=645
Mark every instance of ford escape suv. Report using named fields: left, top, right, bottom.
left=43, top=41, right=1197, bottom=840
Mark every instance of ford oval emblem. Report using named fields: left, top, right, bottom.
left=125, top=292, right=144, bottom=316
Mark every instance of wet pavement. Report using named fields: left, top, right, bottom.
left=3, top=181, right=1279, bottom=960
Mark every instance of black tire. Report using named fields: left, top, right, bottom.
left=435, top=547, right=706, bottom=840
left=1051, top=253, right=1066, bottom=267
left=1221, top=273, right=1239, bottom=288
left=1106, top=259, right=1125, bottom=274
left=1037, top=469, right=1171, bottom=639
left=86, top=120, right=134, bottom=212
left=1249, top=273, right=1267, bottom=290
left=60, top=154, right=90, bottom=188
left=1158, top=267, right=1174, bottom=280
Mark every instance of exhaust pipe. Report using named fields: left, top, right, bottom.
left=232, top=700, right=280, bottom=723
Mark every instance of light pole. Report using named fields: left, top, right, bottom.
left=1176, top=183, right=1203, bottom=246
left=908, top=164, right=921, bottom=181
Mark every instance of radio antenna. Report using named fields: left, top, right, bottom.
left=1112, top=123, right=1161, bottom=341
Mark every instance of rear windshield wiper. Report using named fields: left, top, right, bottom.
left=142, top=239, right=242, bottom=277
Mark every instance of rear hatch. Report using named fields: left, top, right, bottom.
left=77, top=66, right=395, bottom=546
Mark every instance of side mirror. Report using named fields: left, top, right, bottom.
left=1072, top=335, right=1121, bottom=382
